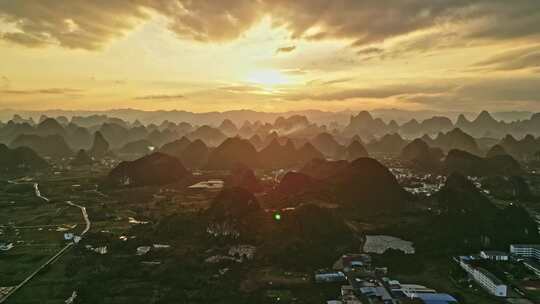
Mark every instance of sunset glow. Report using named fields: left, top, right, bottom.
left=0, top=1, right=539, bottom=113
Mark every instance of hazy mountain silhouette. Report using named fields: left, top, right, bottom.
left=107, top=152, right=190, bottom=187
left=342, top=140, right=369, bottom=161
left=310, top=132, right=344, bottom=159
left=343, top=111, right=388, bottom=138
left=274, top=171, right=322, bottom=196
left=89, top=131, right=110, bottom=158
left=118, top=139, right=153, bottom=155
left=218, top=119, right=238, bottom=137
left=444, top=149, right=523, bottom=177
left=400, top=138, right=443, bottom=170
left=207, top=187, right=261, bottom=226
left=432, top=173, right=538, bottom=251
left=485, top=144, right=508, bottom=158
left=225, top=164, right=263, bottom=193
left=176, top=139, right=209, bottom=169
left=296, top=142, right=325, bottom=164
left=187, top=125, right=227, bottom=147
left=367, top=133, right=407, bottom=155
left=258, top=138, right=298, bottom=169
left=65, top=123, right=92, bottom=150
left=331, top=158, right=409, bottom=212
left=426, top=128, right=480, bottom=155
left=71, top=149, right=93, bottom=166
left=0, top=144, right=48, bottom=173
left=205, top=137, right=259, bottom=170
left=248, top=134, right=263, bottom=150
left=10, top=134, right=72, bottom=158
left=498, top=134, right=540, bottom=161
left=98, top=122, right=129, bottom=149
left=159, top=137, right=192, bottom=158
left=300, top=158, right=349, bottom=180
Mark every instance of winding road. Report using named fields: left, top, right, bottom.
left=0, top=184, right=91, bottom=303
left=66, top=201, right=90, bottom=236
left=33, top=183, right=49, bottom=202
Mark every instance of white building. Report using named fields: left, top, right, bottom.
left=136, top=246, right=151, bottom=256
left=480, top=250, right=509, bottom=261
left=387, top=280, right=437, bottom=296
left=86, top=246, right=107, bottom=255
left=0, top=243, right=14, bottom=251
left=457, top=256, right=507, bottom=297
left=228, top=245, right=256, bottom=260
left=511, top=244, right=540, bottom=277
left=510, top=244, right=540, bottom=260
left=315, top=271, right=347, bottom=283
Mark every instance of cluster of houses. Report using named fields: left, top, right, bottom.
left=316, top=253, right=458, bottom=304
left=456, top=244, right=540, bottom=298
left=391, top=169, right=446, bottom=197
left=205, top=244, right=256, bottom=264
left=0, top=242, right=14, bottom=251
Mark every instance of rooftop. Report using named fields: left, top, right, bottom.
left=411, top=293, right=458, bottom=304
left=477, top=267, right=505, bottom=286
left=480, top=250, right=508, bottom=256
left=511, top=244, right=540, bottom=249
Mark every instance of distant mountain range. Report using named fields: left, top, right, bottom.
left=1, top=109, right=540, bottom=174
left=0, top=108, right=535, bottom=126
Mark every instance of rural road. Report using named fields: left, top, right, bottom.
left=33, top=183, right=49, bottom=202
left=66, top=201, right=91, bottom=236
left=0, top=185, right=91, bottom=303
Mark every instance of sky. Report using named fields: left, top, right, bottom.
left=0, top=0, right=540, bottom=113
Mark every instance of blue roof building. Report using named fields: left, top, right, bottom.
left=410, top=293, right=458, bottom=304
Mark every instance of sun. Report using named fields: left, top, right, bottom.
left=246, top=69, right=291, bottom=86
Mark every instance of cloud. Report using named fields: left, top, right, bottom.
left=307, top=78, right=354, bottom=86
left=275, top=45, right=296, bottom=54
left=1, top=32, right=51, bottom=48
left=0, top=75, right=9, bottom=88
left=281, top=68, right=310, bottom=75
left=287, top=83, right=455, bottom=101
left=357, top=47, right=384, bottom=56
left=218, top=85, right=265, bottom=93
left=134, top=94, right=185, bottom=100
left=1, top=88, right=83, bottom=95
left=0, top=1, right=147, bottom=50
left=397, top=77, right=540, bottom=110
left=1, top=1, right=540, bottom=53
left=472, top=45, right=540, bottom=72
left=283, top=76, right=540, bottom=111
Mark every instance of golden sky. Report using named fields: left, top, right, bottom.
left=1, top=1, right=540, bottom=113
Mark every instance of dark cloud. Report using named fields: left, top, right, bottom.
left=357, top=47, right=384, bottom=56
left=276, top=45, right=296, bottom=54
left=134, top=94, right=185, bottom=100
left=1, top=1, right=540, bottom=52
left=0, top=1, right=147, bottom=50
left=1, top=88, right=83, bottom=95
left=1, top=32, right=51, bottom=47
left=398, top=77, right=540, bottom=109
left=281, top=0, right=529, bottom=50
left=281, top=69, right=309, bottom=75
left=218, top=85, right=265, bottom=93
left=307, top=78, right=354, bottom=86
left=0, top=75, right=9, bottom=88
left=287, top=83, right=455, bottom=101
left=472, top=46, right=540, bottom=72
left=287, top=76, right=540, bottom=109
left=144, top=0, right=263, bottom=42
